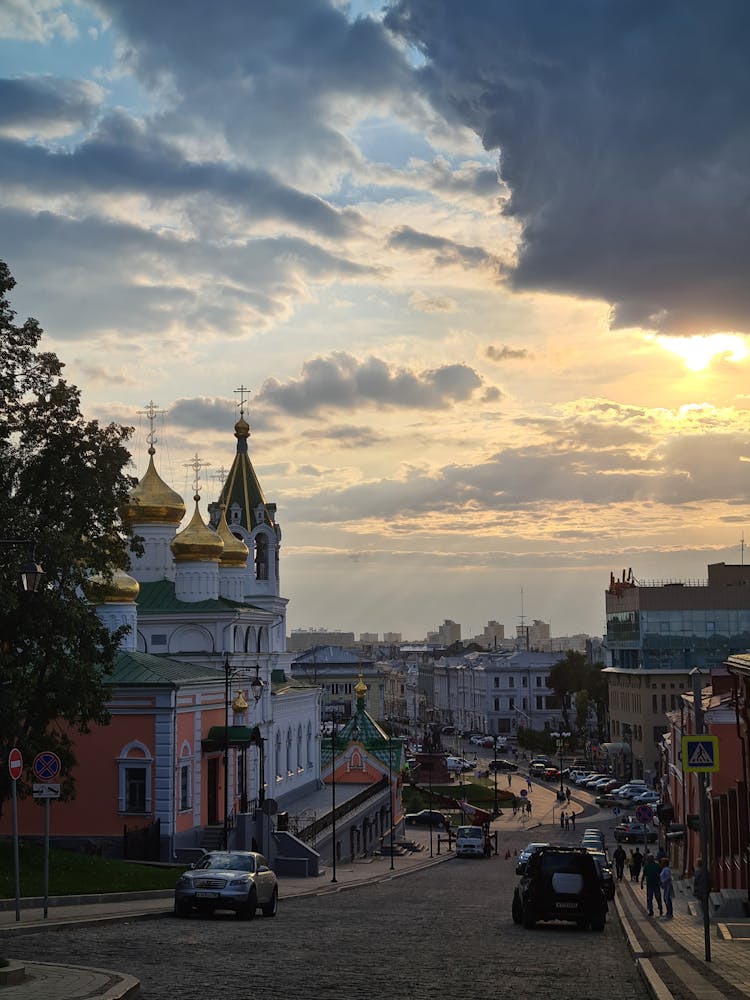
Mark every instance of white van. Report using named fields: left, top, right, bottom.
left=455, top=825, right=485, bottom=858
left=446, top=756, right=472, bottom=773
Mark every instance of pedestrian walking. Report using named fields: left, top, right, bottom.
left=564, top=813, right=570, bottom=831
left=565, top=785, right=571, bottom=803
left=560, top=810, right=565, bottom=830
left=626, top=849, right=635, bottom=880
left=631, top=848, right=643, bottom=883
left=526, top=777, right=532, bottom=792
left=507, top=773, right=512, bottom=787
left=659, top=858, right=674, bottom=919
left=640, top=852, right=663, bottom=916
left=526, top=799, right=532, bottom=815
left=613, top=844, right=626, bottom=881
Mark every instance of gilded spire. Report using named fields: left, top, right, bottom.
left=170, top=455, right=223, bottom=563
left=217, top=503, right=249, bottom=567
left=84, top=568, right=140, bottom=604
left=122, top=403, right=186, bottom=525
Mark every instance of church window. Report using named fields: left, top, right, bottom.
left=117, top=741, right=152, bottom=814
left=180, top=764, right=190, bottom=811
left=297, top=726, right=303, bottom=771
left=255, top=534, right=268, bottom=581
left=286, top=728, right=293, bottom=776
left=306, top=722, right=313, bottom=766
left=275, top=731, right=282, bottom=780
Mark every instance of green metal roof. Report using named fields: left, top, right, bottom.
left=321, top=700, right=404, bottom=771
left=202, top=725, right=257, bottom=750
left=107, top=649, right=221, bottom=687
left=136, top=579, right=260, bottom=614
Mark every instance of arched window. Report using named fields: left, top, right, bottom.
left=307, top=722, right=313, bottom=766
left=297, top=725, right=303, bottom=772
left=179, top=741, right=192, bottom=812
left=286, top=728, right=293, bottom=776
left=117, top=740, right=153, bottom=814
left=275, top=730, right=282, bottom=780
left=255, top=534, right=268, bottom=581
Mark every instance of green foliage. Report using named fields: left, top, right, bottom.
left=549, top=650, right=609, bottom=738
left=0, top=841, right=184, bottom=898
left=0, top=261, right=137, bottom=812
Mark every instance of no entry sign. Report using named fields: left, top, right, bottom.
left=8, top=748, right=23, bottom=781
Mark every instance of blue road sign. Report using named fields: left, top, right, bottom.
left=635, top=804, right=654, bottom=823
left=612, top=806, right=621, bottom=816
left=519, top=788, right=528, bottom=798
left=681, top=735, right=719, bottom=773
left=32, top=752, right=61, bottom=782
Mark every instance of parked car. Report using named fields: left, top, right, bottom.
left=530, top=756, right=551, bottom=767
left=543, top=767, right=561, bottom=781
left=529, top=762, right=548, bottom=777
left=515, top=842, right=551, bottom=875
left=446, top=756, right=475, bottom=773
left=455, top=825, right=486, bottom=858
left=613, top=820, right=657, bottom=843
left=595, top=792, right=628, bottom=808
left=632, top=791, right=660, bottom=805
left=405, top=809, right=448, bottom=827
left=512, top=845, right=608, bottom=930
left=174, top=850, right=278, bottom=919
left=488, top=758, right=519, bottom=772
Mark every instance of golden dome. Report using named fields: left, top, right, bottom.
left=123, top=448, right=186, bottom=525
left=170, top=497, right=224, bottom=563
left=355, top=672, right=367, bottom=699
left=216, top=505, right=248, bottom=567
left=234, top=415, right=250, bottom=439
left=84, top=569, right=140, bottom=604
left=232, top=690, right=249, bottom=713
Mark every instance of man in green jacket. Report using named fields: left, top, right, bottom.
left=641, top=852, right=663, bottom=916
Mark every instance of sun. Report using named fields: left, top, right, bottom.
left=654, top=333, right=748, bottom=372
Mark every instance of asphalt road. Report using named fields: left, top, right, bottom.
left=8, top=831, right=650, bottom=1000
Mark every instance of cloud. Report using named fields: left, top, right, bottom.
left=302, top=424, right=389, bottom=448
left=0, top=76, right=103, bottom=138
left=0, top=1, right=77, bottom=42
left=408, top=291, right=457, bottom=313
left=385, top=0, right=750, bottom=336
left=388, top=224, right=500, bottom=271
left=255, top=352, right=491, bottom=415
left=1, top=206, right=377, bottom=340
left=0, top=111, right=361, bottom=238
left=486, top=344, right=528, bottom=362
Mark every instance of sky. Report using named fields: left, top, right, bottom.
left=3, top=1, right=750, bottom=642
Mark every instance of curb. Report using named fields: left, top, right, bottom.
left=614, top=889, right=674, bottom=1000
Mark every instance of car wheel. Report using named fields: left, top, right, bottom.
left=511, top=894, right=522, bottom=925
left=239, top=888, right=258, bottom=920
left=590, top=916, right=606, bottom=932
left=174, top=900, right=192, bottom=918
left=261, top=887, right=278, bottom=918
left=522, top=903, right=536, bottom=929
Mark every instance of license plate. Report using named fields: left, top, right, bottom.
left=556, top=902, right=577, bottom=909
left=196, top=890, right=219, bottom=899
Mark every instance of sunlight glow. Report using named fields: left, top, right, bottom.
left=654, top=333, right=748, bottom=372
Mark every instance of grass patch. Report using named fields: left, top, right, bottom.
left=0, top=841, right=185, bottom=899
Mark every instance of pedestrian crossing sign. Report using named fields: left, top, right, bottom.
left=681, top=735, right=719, bottom=773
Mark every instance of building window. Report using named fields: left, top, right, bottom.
left=180, top=764, right=190, bottom=811
left=652, top=694, right=657, bottom=712
left=297, top=725, right=303, bottom=771
left=536, top=676, right=542, bottom=687
left=275, top=731, right=282, bottom=780
left=536, top=696, right=543, bottom=710
left=508, top=677, right=515, bottom=688
left=494, top=677, right=499, bottom=688
left=509, top=697, right=515, bottom=710
left=255, top=533, right=269, bottom=581
left=307, top=722, right=313, bottom=766
left=522, top=676, right=528, bottom=688
left=494, top=697, right=500, bottom=711
left=286, top=728, right=293, bottom=776
left=117, top=741, right=152, bottom=814
left=125, top=768, right=147, bottom=813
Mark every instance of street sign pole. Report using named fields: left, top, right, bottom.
left=11, top=777, right=20, bottom=922
left=43, top=798, right=50, bottom=920
left=32, top=751, right=61, bottom=921
left=8, top=748, right=23, bottom=922
left=691, top=667, right=711, bottom=963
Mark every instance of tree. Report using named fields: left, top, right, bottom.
left=0, top=261, right=136, bottom=813
left=574, top=690, right=591, bottom=735
left=549, top=650, right=609, bottom=739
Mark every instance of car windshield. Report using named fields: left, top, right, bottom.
left=538, top=853, right=593, bottom=876
left=197, top=853, right=255, bottom=872
left=457, top=827, right=482, bottom=838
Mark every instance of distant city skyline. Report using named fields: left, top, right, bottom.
left=3, top=3, right=749, bottom=642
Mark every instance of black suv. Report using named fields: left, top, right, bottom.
left=512, top=846, right=608, bottom=931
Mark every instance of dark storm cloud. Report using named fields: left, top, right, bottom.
left=0, top=76, right=101, bottom=133
left=388, top=225, right=500, bottom=270
left=93, top=0, right=414, bottom=174
left=385, top=0, right=750, bottom=336
left=0, top=112, right=360, bottom=238
left=256, top=352, right=490, bottom=415
left=302, top=425, right=389, bottom=449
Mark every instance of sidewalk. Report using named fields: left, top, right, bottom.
left=615, top=872, right=750, bottom=1000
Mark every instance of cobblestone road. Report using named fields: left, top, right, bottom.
left=8, top=838, right=649, bottom=1000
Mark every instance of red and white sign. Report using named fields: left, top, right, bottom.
left=8, top=748, right=23, bottom=781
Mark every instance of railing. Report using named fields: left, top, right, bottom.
left=296, top=775, right=389, bottom=843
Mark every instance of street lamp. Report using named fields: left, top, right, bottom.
left=550, top=730, right=570, bottom=800
left=0, top=540, right=45, bottom=593
left=493, top=735, right=499, bottom=816
left=387, top=737, right=395, bottom=871
left=223, top=654, right=232, bottom=849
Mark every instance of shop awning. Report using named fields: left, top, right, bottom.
left=202, top=725, right=257, bottom=751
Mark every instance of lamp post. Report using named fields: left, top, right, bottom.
left=2, top=542, right=44, bottom=924
left=550, top=730, right=570, bottom=800
left=427, top=749, right=434, bottom=858
left=493, top=734, right=499, bottom=816
left=388, top=738, right=395, bottom=871
left=250, top=663, right=265, bottom=806
left=329, top=704, right=344, bottom=883
left=223, top=654, right=231, bottom=850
